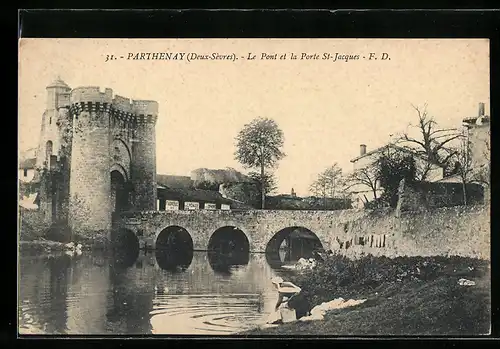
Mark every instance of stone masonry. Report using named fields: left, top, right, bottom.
left=114, top=205, right=490, bottom=260
left=34, top=79, right=158, bottom=239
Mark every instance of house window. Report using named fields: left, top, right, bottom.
left=23, top=169, right=28, bottom=177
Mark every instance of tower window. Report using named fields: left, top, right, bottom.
left=23, top=169, right=28, bottom=177
left=46, top=141, right=53, bottom=168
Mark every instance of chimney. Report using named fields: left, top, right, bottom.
left=478, top=102, right=485, bottom=116
left=360, top=144, right=367, bottom=156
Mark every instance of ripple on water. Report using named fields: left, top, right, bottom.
left=150, top=293, right=274, bottom=335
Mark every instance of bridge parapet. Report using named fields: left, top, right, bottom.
left=113, top=205, right=490, bottom=260
left=113, top=208, right=373, bottom=252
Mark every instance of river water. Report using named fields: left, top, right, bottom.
left=18, top=249, right=299, bottom=335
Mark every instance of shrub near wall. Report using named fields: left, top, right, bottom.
left=18, top=207, right=49, bottom=241
left=401, top=181, right=484, bottom=211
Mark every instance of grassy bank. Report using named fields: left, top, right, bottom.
left=243, top=255, right=490, bottom=336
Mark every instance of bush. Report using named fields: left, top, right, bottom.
left=286, top=254, right=489, bottom=316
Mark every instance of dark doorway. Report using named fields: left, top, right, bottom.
left=111, top=170, right=128, bottom=213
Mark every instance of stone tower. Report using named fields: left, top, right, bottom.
left=35, top=78, right=72, bottom=225
left=36, top=79, right=158, bottom=240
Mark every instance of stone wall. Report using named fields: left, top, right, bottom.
left=116, top=204, right=490, bottom=260
left=333, top=205, right=490, bottom=260
left=397, top=180, right=485, bottom=212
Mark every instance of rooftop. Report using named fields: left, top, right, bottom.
left=19, top=158, right=36, bottom=170
left=350, top=143, right=435, bottom=164
left=47, top=77, right=70, bottom=89
left=157, top=186, right=235, bottom=205
left=156, top=174, right=194, bottom=190
left=462, top=115, right=490, bottom=126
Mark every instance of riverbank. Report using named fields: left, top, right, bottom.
left=18, top=239, right=85, bottom=254
left=241, top=255, right=491, bottom=336
left=18, top=232, right=111, bottom=253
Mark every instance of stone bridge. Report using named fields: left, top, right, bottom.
left=112, top=208, right=383, bottom=254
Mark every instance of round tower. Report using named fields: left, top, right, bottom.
left=130, top=100, right=158, bottom=211
left=36, top=78, right=72, bottom=225
left=36, top=78, right=72, bottom=169
left=68, top=87, right=113, bottom=236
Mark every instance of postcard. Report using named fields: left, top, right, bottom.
left=18, top=38, right=491, bottom=336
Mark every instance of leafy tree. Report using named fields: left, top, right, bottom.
left=234, top=117, right=285, bottom=209
left=220, top=182, right=261, bottom=208
left=194, top=180, right=219, bottom=191
left=377, top=151, right=418, bottom=208
left=396, top=104, right=461, bottom=180
left=248, top=171, right=278, bottom=201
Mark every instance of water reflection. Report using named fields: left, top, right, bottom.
left=112, top=228, right=140, bottom=269
left=107, top=252, right=154, bottom=334
left=113, top=246, right=140, bottom=269
left=207, top=250, right=250, bottom=276
left=45, top=255, right=71, bottom=334
left=19, top=248, right=298, bottom=335
left=155, top=248, right=193, bottom=272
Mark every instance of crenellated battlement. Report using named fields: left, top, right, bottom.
left=38, top=79, right=158, bottom=238
left=71, top=86, right=113, bottom=105
left=69, top=86, right=158, bottom=123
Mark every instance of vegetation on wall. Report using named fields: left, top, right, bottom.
left=377, top=152, right=417, bottom=208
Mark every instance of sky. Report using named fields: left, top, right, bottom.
left=18, top=39, right=490, bottom=197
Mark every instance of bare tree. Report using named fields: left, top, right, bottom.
left=309, top=178, right=326, bottom=198
left=345, top=163, right=380, bottom=202
left=454, top=126, right=474, bottom=206
left=310, top=164, right=343, bottom=196
left=310, top=164, right=346, bottom=208
left=396, top=104, right=461, bottom=180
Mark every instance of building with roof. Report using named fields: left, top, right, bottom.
left=156, top=173, right=251, bottom=211
left=434, top=102, right=490, bottom=185
left=347, top=143, right=445, bottom=208
left=462, top=102, right=490, bottom=180
left=19, top=157, right=37, bottom=183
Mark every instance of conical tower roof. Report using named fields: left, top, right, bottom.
left=47, top=76, right=70, bottom=89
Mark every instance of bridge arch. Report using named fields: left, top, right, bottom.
left=207, top=226, right=250, bottom=254
left=265, top=226, right=324, bottom=264
left=155, top=226, right=194, bottom=272
left=110, top=138, right=131, bottom=175
left=110, top=163, right=129, bottom=182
